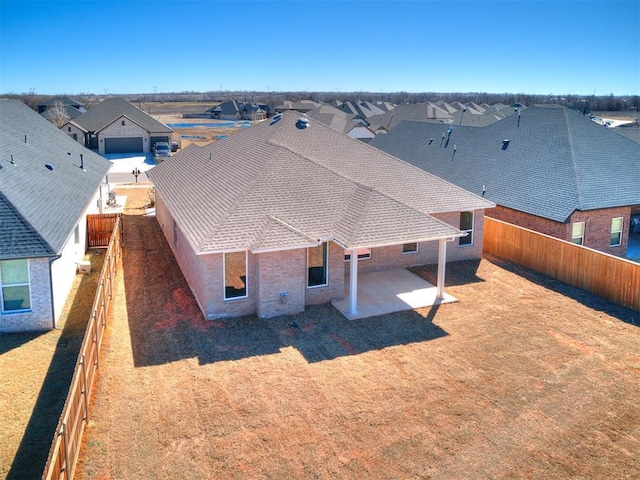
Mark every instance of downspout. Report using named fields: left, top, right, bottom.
left=48, top=254, right=62, bottom=329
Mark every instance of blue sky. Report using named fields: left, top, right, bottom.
left=0, top=0, right=638, bottom=95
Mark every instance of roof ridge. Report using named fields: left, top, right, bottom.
left=564, top=107, right=584, bottom=210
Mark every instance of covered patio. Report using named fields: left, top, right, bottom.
left=332, top=268, right=457, bottom=320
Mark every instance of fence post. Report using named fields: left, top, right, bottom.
left=100, top=279, right=107, bottom=327
left=92, top=311, right=99, bottom=367
left=81, top=354, right=89, bottom=422
left=62, top=422, right=70, bottom=478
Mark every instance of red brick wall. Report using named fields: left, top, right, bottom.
left=489, top=205, right=632, bottom=257
left=569, top=207, right=630, bottom=257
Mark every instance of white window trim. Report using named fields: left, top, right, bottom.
left=402, top=242, right=419, bottom=254
left=0, top=259, right=32, bottom=314
left=571, top=221, right=585, bottom=246
left=610, top=217, right=623, bottom=247
left=308, top=242, right=329, bottom=289
left=223, top=251, right=248, bottom=301
left=459, top=211, right=474, bottom=247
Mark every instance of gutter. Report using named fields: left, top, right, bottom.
left=48, top=254, right=62, bottom=329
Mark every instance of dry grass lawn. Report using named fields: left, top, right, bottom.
left=74, top=188, right=640, bottom=479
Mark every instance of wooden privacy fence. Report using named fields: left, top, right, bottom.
left=42, top=215, right=123, bottom=480
left=483, top=217, right=640, bottom=312
left=87, top=213, right=121, bottom=248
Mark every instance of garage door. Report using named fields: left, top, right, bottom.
left=104, top=137, right=143, bottom=154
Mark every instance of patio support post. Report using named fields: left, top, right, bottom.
left=349, top=248, right=358, bottom=315
left=436, top=238, right=448, bottom=299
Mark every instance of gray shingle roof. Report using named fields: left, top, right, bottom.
left=71, top=97, right=172, bottom=134
left=370, top=105, right=640, bottom=223
left=0, top=100, right=111, bottom=259
left=148, top=112, right=493, bottom=254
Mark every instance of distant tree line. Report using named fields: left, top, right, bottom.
left=4, top=90, right=639, bottom=114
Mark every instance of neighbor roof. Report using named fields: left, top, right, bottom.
left=148, top=112, right=493, bottom=254
left=370, top=105, right=640, bottom=223
left=0, top=100, right=111, bottom=259
left=71, top=97, right=173, bottom=134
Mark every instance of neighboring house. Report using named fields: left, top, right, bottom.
left=38, top=96, right=87, bottom=124
left=368, top=102, right=453, bottom=131
left=307, top=104, right=376, bottom=142
left=370, top=105, right=640, bottom=257
left=0, top=100, right=111, bottom=332
left=148, top=112, right=494, bottom=320
left=273, top=100, right=321, bottom=113
left=338, top=100, right=388, bottom=119
left=62, top=97, right=174, bottom=154
left=206, top=100, right=268, bottom=121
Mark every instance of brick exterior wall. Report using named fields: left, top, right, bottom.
left=305, top=242, right=345, bottom=306
left=63, top=123, right=85, bottom=144
left=490, top=205, right=632, bottom=257
left=155, top=196, right=488, bottom=319
left=98, top=116, right=149, bottom=154
left=569, top=207, right=631, bottom=257
left=0, top=257, right=52, bottom=332
left=255, top=249, right=306, bottom=318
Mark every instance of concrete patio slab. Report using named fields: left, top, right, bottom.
left=332, top=268, right=457, bottom=320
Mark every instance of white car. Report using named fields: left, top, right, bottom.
left=153, top=142, right=170, bottom=158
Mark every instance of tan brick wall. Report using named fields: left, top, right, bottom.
left=305, top=242, right=345, bottom=305
left=256, top=249, right=306, bottom=318
left=490, top=205, right=632, bottom=257
left=155, top=192, right=209, bottom=314
left=203, top=252, right=257, bottom=319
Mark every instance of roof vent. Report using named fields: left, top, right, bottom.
left=270, top=113, right=282, bottom=125
left=45, top=163, right=54, bottom=171
left=10, top=154, right=16, bottom=165
left=295, top=117, right=310, bottom=130
left=502, top=139, right=510, bottom=150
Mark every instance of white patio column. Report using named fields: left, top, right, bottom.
left=349, top=248, right=358, bottom=315
left=436, top=238, right=448, bottom=300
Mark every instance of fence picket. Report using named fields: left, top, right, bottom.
left=42, top=215, right=122, bottom=480
left=484, top=217, right=640, bottom=312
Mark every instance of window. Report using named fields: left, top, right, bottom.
left=571, top=222, right=585, bottom=245
left=0, top=259, right=31, bottom=313
left=224, top=251, right=247, bottom=299
left=402, top=242, right=418, bottom=254
left=459, top=211, right=474, bottom=246
left=308, top=242, right=328, bottom=287
left=344, top=247, right=371, bottom=261
left=610, top=217, right=623, bottom=247
left=67, top=126, right=71, bottom=132
left=121, top=120, right=125, bottom=126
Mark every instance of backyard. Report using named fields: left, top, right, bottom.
left=69, top=188, right=640, bottom=479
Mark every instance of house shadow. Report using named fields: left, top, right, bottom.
left=6, top=262, right=104, bottom=479
left=484, top=254, right=639, bottom=327
left=0, top=330, right=48, bottom=356
left=409, top=258, right=484, bottom=287
left=123, top=212, right=449, bottom=367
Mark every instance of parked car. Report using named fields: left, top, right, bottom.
left=152, top=141, right=170, bottom=158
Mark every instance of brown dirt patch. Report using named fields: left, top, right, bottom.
left=74, top=187, right=640, bottom=479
